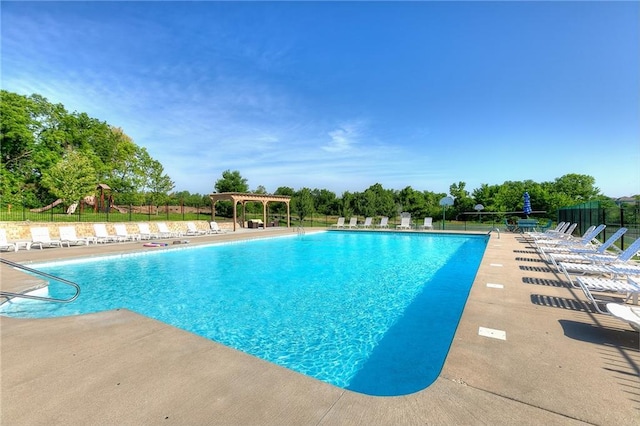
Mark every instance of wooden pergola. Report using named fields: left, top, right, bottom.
left=209, top=192, right=291, bottom=232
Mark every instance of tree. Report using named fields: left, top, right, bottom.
left=292, top=188, right=315, bottom=223
left=363, top=183, right=396, bottom=217
left=137, top=148, right=175, bottom=208
left=553, top=174, right=601, bottom=202
left=449, top=181, right=475, bottom=217
left=214, top=170, right=249, bottom=193
left=40, top=150, right=96, bottom=208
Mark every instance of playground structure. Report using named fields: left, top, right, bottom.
left=29, top=184, right=126, bottom=214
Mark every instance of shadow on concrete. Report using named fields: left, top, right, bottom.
left=515, top=256, right=546, bottom=263
left=522, top=276, right=569, bottom=288
left=513, top=249, right=537, bottom=254
left=560, top=319, right=640, bottom=408
left=519, top=265, right=555, bottom=273
left=560, top=319, right=637, bottom=348
left=530, top=294, right=593, bottom=312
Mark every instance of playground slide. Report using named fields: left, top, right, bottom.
left=30, top=196, right=127, bottom=214
left=29, top=199, right=63, bottom=213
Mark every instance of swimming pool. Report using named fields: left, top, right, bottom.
left=1, top=231, right=487, bottom=396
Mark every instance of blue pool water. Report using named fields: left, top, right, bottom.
left=1, top=231, right=487, bottom=396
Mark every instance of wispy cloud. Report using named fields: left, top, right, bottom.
left=322, top=122, right=365, bottom=153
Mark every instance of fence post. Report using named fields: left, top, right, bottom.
left=620, top=206, right=625, bottom=250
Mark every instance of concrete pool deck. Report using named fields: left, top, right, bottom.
left=1, top=228, right=638, bottom=425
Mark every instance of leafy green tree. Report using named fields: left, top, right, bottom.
left=137, top=148, right=175, bottom=208
left=40, top=150, right=96, bottom=208
left=214, top=169, right=249, bottom=193
left=311, top=188, right=338, bottom=215
left=395, top=186, right=428, bottom=218
left=340, top=191, right=355, bottom=218
left=363, top=183, right=396, bottom=217
left=292, top=187, right=315, bottom=223
left=1, top=90, right=173, bottom=208
left=212, top=170, right=249, bottom=217
left=553, top=174, right=601, bottom=202
left=449, top=181, right=475, bottom=218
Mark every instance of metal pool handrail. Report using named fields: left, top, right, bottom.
left=0, top=258, right=80, bottom=303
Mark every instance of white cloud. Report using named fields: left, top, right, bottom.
left=322, top=122, right=364, bottom=153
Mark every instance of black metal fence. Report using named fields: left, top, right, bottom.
left=0, top=201, right=214, bottom=223
left=558, top=201, right=639, bottom=250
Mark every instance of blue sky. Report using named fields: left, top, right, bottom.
left=2, top=1, right=639, bottom=198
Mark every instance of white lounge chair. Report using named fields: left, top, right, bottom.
left=548, top=231, right=638, bottom=271
left=528, top=222, right=574, bottom=240
left=376, top=217, right=389, bottom=228
left=606, top=303, right=640, bottom=348
left=418, top=217, right=433, bottom=230
left=559, top=261, right=640, bottom=288
left=114, top=224, right=141, bottom=241
left=359, top=217, right=372, bottom=228
left=535, top=224, right=604, bottom=250
left=92, top=223, right=124, bottom=243
left=527, top=221, right=566, bottom=238
left=209, top=221, right=225, bottom=234
left=30, top=227, right=67, bottom=249
left=540, top=226, right=624, bottom=263
left=59, top=225, right=95, bottom=246
left=157, top=222, right=182, bottom=238
left=185, top=222, right=207, bottom=236
left=137, top=223, right=160, bottom=240
left=331, top=217, right=345, bottom=228
left=575, top=276, right=640, bottom=314
left=0, top=229, right=17, bottom=252
left=346, top=217, right=358, bottom=228
left=396, top=215, right=411, bottom=230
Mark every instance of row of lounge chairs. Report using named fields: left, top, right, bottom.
left=524, top=223, right=640, bottom=336
left=0, top=222, right=227, bottom=251
left=331, top=216, right=434, bottom=230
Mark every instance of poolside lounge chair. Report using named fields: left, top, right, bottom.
left=376, top=217, right=389, bottom=228
left=209, top=221, right=226, bottom=234
left=558, top=260, right=640, bottom=288
left=606, top=303, right=640, bottom=344
left=548, top=231, right=637, bottom=271
left=331, top=217, right=345, bottom=228
left=536, top=225, right=610, bottom=259
left=396, top=216, right=411, bottom=230
left=59, top=225, right=95, bottom=246
left=346, top=217, right=358, bottom=228
left=92, top=224, right=125, bottom=243
left=535, top=224, right=602, bottom=248
left=157, top=222, right=182, bottom=238
left=137, top=223, right=160, bottom=240
left=114, top=224, right=141, bottom=241
left=359, top=217, right=372, bottom=228
left=418, top=217, right=433, bottom=230
left=527, top=222, right=571, bottom=240
left=574, top=276, right=640, bottom=314
left=185, top=222, right=207, bottom=236
left=30, top=227, right=67, bottom=249
left=0, top=229, right=17, bottom=252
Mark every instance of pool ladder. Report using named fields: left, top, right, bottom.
left=488, top=227, right=501, bottom=239
left=296, top=225, right=306, bottom=235
left=0, top=258, right=81, bottom=303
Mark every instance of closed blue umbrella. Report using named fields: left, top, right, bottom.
left=523, top=192, right=532, bottom=217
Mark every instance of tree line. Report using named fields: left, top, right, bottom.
left=1, top=90, right=619, bottom=221
left=214, top=170, right=617, bottom=222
